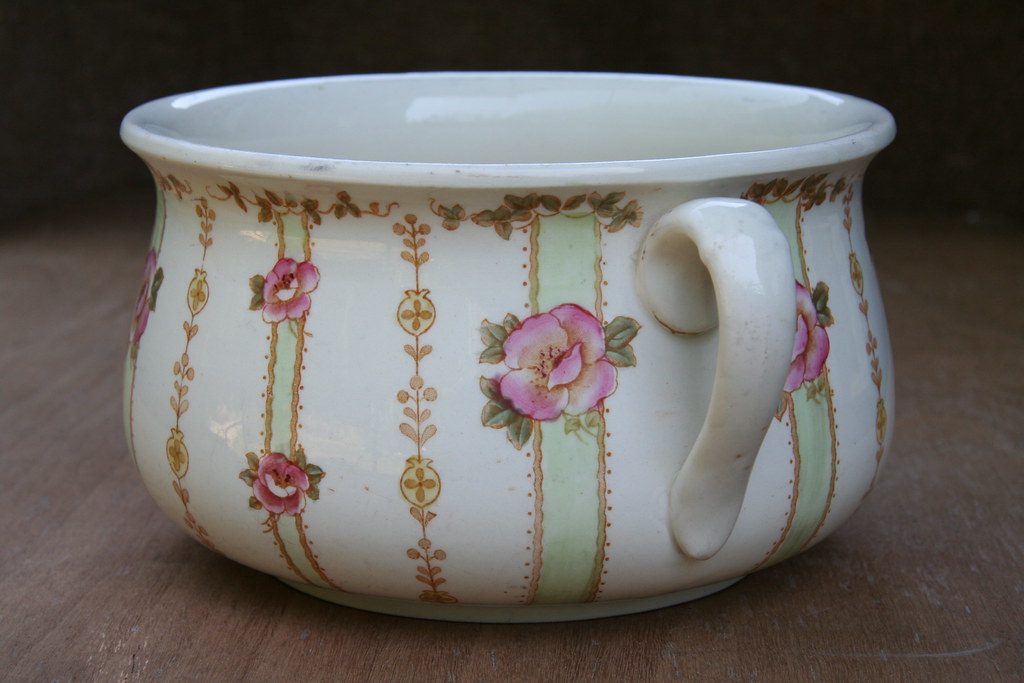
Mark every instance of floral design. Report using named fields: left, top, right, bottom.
left=166, top=427, right=188, bottom=478
left=129, top=249, right=163, bottom=348
left=480, top=305, right=639, bottom=449
left=397, top=290, right=435, bottom=335
left=501, top=304, right=616, bottom=421
left=218, top=185, right=360, bottom=590
left=785, top=281, right=833, bottom=392
left=187, top=268, right=209, bottom=315
left=393, top=214, right=457, bottom=604
left=744, top=174, right=849, bottom=569
left=240, top=450, right=323, bottom=516
left=249, top=257, right=320, bottom=322
left=402, top=460, right=440, bottom=506
left=253, top=452, right=308, bottom=515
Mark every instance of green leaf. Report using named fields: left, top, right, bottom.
left=506, top=414, right=532, bottom=450
left=249, top=275, right=265, bottom=310
left=148, top=268, right=164, bottom=311
left=502, top=195, right=524, bottom=210
left=830, top=177, right=848, bottom=201
left=540, top=194, right=561, bottom=212
left=494, top=222, right=514, bottom=240
left=479, top=320, right=507, bottom=363
left=565, top=410, right=602, bottom=440
left=475, top=207, right=508, bottom=227
left=606, top=200, right=643, bottom=232
left=256, top=198, right=274, bottom=223
left=563, top=194, right=587, bottom=211
left=480, top=345, right=505, bottom=364
left=502, top=313, right=521, bottom=332
left=505, top=193, right=539, bottom=211
left=248, top=496, right=262, bottom=510
left=606, top=346, right=637, bottom=367
left=479, top=376, right=501, bottom=401
left=440, top=204, right=465, bottom=230
left=293, top=448, right=307, bottom=468
left=805, top=375, right=827, bottom=403
left=588, top=191, right=625, bottom=217
left=604, top=316, right=640, bottom=350
left=239, top=469, right=255, bottom=486
left=245, top=451, right=261, bottom=470
left=812, top=281, right=829, bottom=308
left=564, top=414, right=581, bottom=435
left=480, top=319, right=508, bottom=347
left=481, top=400, right=516, bottom=428
left=306, top=483, right=320, bottom=501
left=812, top=282, right=833, bottom=326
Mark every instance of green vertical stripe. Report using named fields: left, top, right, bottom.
left=278, top=514, right=332, bottom=588
left=279, top=211, right=307, bottom=263
left=533, top=212, right=601, bottom=312
left=123, top=353, right=137, bottom=462
left=762, top=198, right=838, bottom=566
left=532, top=417, right=603, bottom=604
left=765, top=387, right=835, bottom=565
left=269, top=322, right=300, bottom=454
left=268, top=212, right=308, bottom=455
left=268, top=211, right=324, bottom=585
left=531, top=213, right=605, bottom=604
left=766, top=201, right=806, bottom=277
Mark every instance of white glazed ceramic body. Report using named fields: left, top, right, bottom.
left=121, top=73, right=895, bottom=621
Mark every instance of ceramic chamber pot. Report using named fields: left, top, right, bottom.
left=121, top=72, right=895, bottom=622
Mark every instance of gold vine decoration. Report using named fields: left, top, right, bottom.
left=841, top=189, right=887, bottom=466
left=165, top=195, right=216, bottom=550
left=431, top=191, right=643, bottom=239
left=208, top=182, right=397, bottom=227
left=393, top=213, right=456, bottom=604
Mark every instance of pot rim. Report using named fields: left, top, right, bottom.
left=121, top=71, right=896, bottom=189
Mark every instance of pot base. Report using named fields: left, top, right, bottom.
left=280, top=577, right=743, bottom=622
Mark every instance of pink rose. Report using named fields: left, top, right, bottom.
left=785, top=281, right=831, bottom=391
left=262, top=258, right=319, bottom=323
left=497, top=304, right=617, bottom=421
left=130, top=249, right=159, bottom=345
left=251, top=452, right=309, bottom=515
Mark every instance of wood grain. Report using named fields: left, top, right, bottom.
left=1, top=196, right=1020, bottom=681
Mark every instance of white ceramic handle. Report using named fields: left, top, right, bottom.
left=637, top=198, right=795, bottom=560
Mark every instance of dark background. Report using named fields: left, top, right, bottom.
left=1, top=0, right=1020, bottom=224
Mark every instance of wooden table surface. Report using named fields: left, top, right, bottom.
left=2, top=193, right=1021, bottom=681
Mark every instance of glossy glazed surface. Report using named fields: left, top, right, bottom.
left=122, top=73, right=895, bottom=620
left=122, top=72, right=894, bottom=186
